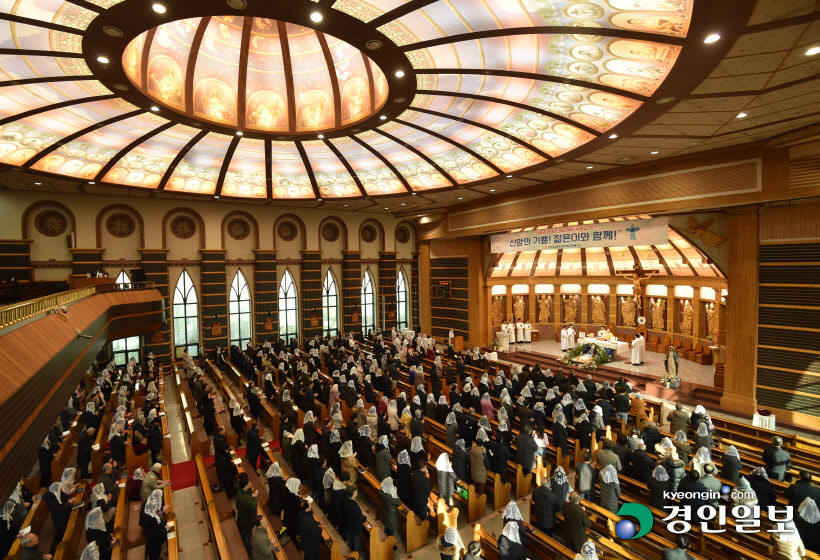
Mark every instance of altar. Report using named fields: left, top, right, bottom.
left=578, top=337, right=630, bottom=357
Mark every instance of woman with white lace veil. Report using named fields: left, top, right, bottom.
left=648, top=465, right=670, bottom=510
left=435, top=452, right=459, bottom=507
left=85, top=507, right=117, bottom=560
left=575, top=540, right=599, bottom=560
left=142, top=489, right=169, bottom=560
left=689, top=446, right=712, bottom=476
left=498, top=521, right=526, bottom=560
left=599, top=464, right=621, bottom=513
left=797, top=497, right=820, bottom=553
left=436, top=526, right=466, bottom=560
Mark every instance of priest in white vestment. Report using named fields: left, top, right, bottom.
left=597, top=327, right=607, bottom=338
left=523, top=321, right=532, bottom=343
left=629, top=333, right=645, bottom=365
left=560, top=326, right=569, bottom=352
left=638, top=333, right=646, bottom=365
left=567, top=326, right=576, bottom=348
left=515, top=321, right=524, bottom=343
left=502, top=321, right=516, bottom=344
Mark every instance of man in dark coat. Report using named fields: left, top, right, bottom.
left=785, top=471, right=820, bottom=508
left=42, top=485, right=76, bottom=543
left=487, top=435, right=511, bottom=484
left=575, top=452, right=597, bottom=501
left=628, top=444, right=654, bottom=483
left=214, top=445, right=237, bottom=498
left=514, top=428, right=538, bottom=475
left=235, top=475, right=258, bottom=555
left=76, top=427, right=95, bottom=479
left=562, top=492, right=591, bottom=553
left=762, top=436, right=792, bottom=482
left=245, top=422, right=263, bottom=471
left=411, top=461, right=431, bottom=521
left=640, top=422, right=662, bottom=451
left=677, top=471, right=708, bottom=523
left=343, top=487, right=366, bottom=557
left=297, top=501, right=323, bottom=560
left=531, top=479, right=562, bottom=536
left=19, top=533, right=50, bottom=560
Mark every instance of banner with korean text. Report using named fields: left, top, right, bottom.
left=490, top=217, right=669, bottom=253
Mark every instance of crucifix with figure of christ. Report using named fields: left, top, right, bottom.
left=615, top=262, right=659, bottom=311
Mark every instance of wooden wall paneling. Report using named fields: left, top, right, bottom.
left=430, top=256, right=469, bottom=340
left=411, top=251, right=419, bottom=331
left=419, top=243, right=431, bottom=336
left=253, top=250, right=277, bottom=345
left=140, top=249, right=170, bottom=363
left=342, top=251, right=362, bottom=334
left=721, top=207, right=760, bottom=414
left=0, top=239, right=32, bottom=282
left=379, top=251, right=397, bottom=330
left=70, top=248, right=104, bottom=278
left=200, top=250, right=227, bottom=352
left=300, top=250, right=323, bottom=341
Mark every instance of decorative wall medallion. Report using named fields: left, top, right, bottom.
left=150, top=330, right=164, bottom=343
left=171, top=216, right=196, bottom=239
left=227, top=218, right=250, bottom=240
left=361, top=224, right=377, bottom=243
left=35, top=210, right=68, bottom=237
left=278, top=220, right=297, bottom=241
left=106, top=213, right=135, bottom=238
left=322, top=223, right=340, bottom=242
left=396, top=226, right=410, bottom=244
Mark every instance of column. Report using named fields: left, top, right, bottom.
left=411, top=251, right=419, bottom=331
left=0, top=239, right=32, bottom=282
left=379, top=251, right=397, bottom=330
left=140, top=249, right=170, bottom=364
left=580, top=286, right=589, bottom=332
left=253, top=250, right=277, bottom=345
left=342, top=250, right=362, bottom=334
left=720, top=207, right=759, bottom=415
left=200, top=249, right=227, bottom=354
left=301, top=250, right=323, bottom=341
left=70, top=248, right=104, bottom=278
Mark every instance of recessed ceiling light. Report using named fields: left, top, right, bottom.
left=806, top=46, right=820, bottom=56
left=214, top=195, right=219, bottom=199
left=317, top=198, right=322, bottom=201
left=458, top=197, right=462, bottom=200
left=411, top=192, right=417, bottom=195
left=395, top=70, right=405, bottom=78
left=103, top=26, right=123, bottom=38
left=384, top=207, right=389, bottom=210
left=34, top=182, right=41, bottom=185
left=344, top=204, right=348, bottom=206
left=393, top=97, right=406, bottom=103
left=736, top=112, right=748, bottom=118
left=704, top=34, right=720, bottom=44
left=236, top=131, right=243, bottom=136
left=586, top=166, right=593, bottom=169
left=112, top=84, right=129, bottom=91
left=96, top=56, right=109, bottom=64
left=401, top=203, right=405, bottom=206
left=379, top=115, right=387, bottom=120
left=88, top=181, right=95, bottom=184
left=310, top=12, right=322, bottom=22
left=609, top=133, right=618, bottom=139
left=317, top=134, right=324, bottom=139
left=152, top=3, right=166, bottom=13
left=656, top=96, right=675, bottom=105
left=366, top=40, right=382, bottom=51
left=489, top=189, right=495, bottom=192
left=650, top=151, right=659, bottom=154
left=150, top=106, right=160, bottom=112
left=417, top=214, right=421, bottom=217
left=506, top=174, right=512, bottom=178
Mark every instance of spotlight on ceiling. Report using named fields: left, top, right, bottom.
left=401, top=203, right=405, bottom=206
left=736, top=112, right=748, bottom=118
left=650, top=151, right=659, bottom=154
left=411, top=192, right=417, bottom=195
left=704, top=33, right=720, bottom=44
left=310, top=12, right=323, bottom=22
left=152, top=3, right=166, bottom=13
left=317, top=134, right=324, bottom=139
left=34, top=182, right=42, bottom=185
left=226, top=0, right=248, bottom=8
left=88, top=181, right=95, bottom=184
left=236, top=131, right=243, bottom=136
left=506, top=174, right=512, bottom=178
left=458, top=197, right=463, bottom=200
left=379, top=115, right=387, bottom=120
left=609, top=133, right=618, bottom=139
left=150, top=106, right=160, bottom=112
left=97, top=56, right=109, bottom=64
left=214, top=195, right=219, bottom=199
left=393, top=97, right=406, bottom=103
left=489, top=189, right=495, bottom=192
left=586, top=166, right=593, bottom=169
left=103, top=26, right=123, bottom=38
left=395, top=70, right=405, bottom=78
left=384, top=207, right=389, bottom=210
left=806, top=46, right=820, bottom=56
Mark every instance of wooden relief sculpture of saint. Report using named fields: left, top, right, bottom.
left=680, top=300, right=694, bottom=334
left=264, top=314, right=274, bottom=332
left=706, top=303, right=716, bottom=338
left=538, top=295, right=551, bottom=323
left=621, top=297, right=636, bottom=327
left=564, top=296, right=578, bottom=323
left=513, top=295, right=525, bottom=322
left=651, top=298, right=666, bottom=330
left=491, top=296, right=504, bottom=325
left=591, top=296, right=607, bottom=325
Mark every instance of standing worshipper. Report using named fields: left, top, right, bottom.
left=436, top=527, right=465, bottom=560
left=77, top=428, right=96, bottom=480
left=436, top=452, right=459, bottom=507
left=563, top=492, right=591, bottom=553
left=397, top=450, right=413, bottom=506
left=43, top=482, right=75, bottom=543
left=236, top=475, right=258, bottom=556
left=797, top=498, right=820, bottom=554
left=379, top=478, right=402, bottom=547
left=532, top=478, right=562, bottom=536
left=599, top=465, right=621, bottom=513
left=246, top=421, right=263, bottom=471
left=140, top=490, right=169, bottom=560
left=523, top=321, right=532, bottom=344
left=84, top=508, right=116, bottom=560
left=498, top=521, right=527, bottom=560
left=648, top=466, right=671, bottom=510
left=265, top=463, right=285, bottom=520
left=374, top=436, right=392, bottom=483
left=297, top=500, right=322, bottom=560
left=411, top=461, right=431, bottom=520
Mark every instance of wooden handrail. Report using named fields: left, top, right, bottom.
left=0, top=281, right=156, bottom=328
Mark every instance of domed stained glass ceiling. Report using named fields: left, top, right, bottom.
left=0, top=0, right=693, bottom=201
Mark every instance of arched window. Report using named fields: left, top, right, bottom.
left=173, top=270, right=199, bottom=357
left=229, top=270, right=252, bottom=348
left=396, top=269, right=408, bottom=331
left=279, top=270, right=298, bottom=344
left=361, top=270, right=375, bottom=336
left=115, top=270, right=130, bottom=287
left=322, top=271, right=339, bottom=338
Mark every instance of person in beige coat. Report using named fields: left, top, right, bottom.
left=774, top=521, right=807, bottom=560
left=666, top=403, right=689, bottom=435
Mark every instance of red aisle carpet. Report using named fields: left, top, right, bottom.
left=169, top=441, right=278, bottom=490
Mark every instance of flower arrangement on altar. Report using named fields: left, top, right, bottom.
left=660, top=375, right=681, bottom=388
left=559, top=342, right=609, bottom=370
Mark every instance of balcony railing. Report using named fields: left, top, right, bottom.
left=0, top=281, right=156, bottom=329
